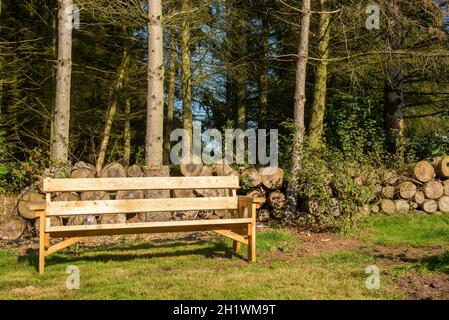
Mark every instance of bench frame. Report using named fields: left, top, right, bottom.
left=31, top=177, right=263, bottom=274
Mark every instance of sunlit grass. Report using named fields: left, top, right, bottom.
left=0, top=230, right=398, bottom=300
left=356, top=214, right=449, bottom=247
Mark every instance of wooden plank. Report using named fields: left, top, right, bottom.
left=247, top=203, right=257, bottom=262
left=47, top=218, right=252, bottom=233
left=38, top=216, right=46, bottom=274
left=43, top=176, right=239, bottom=192
left=214, top=230, right=248, bottom=245
left=46, top=237, right=86, bottom=256
left=29, top=201, right=46, bottom=211
left=238, top=196, right=265, bottom=204
left=47, top=197, right=239, bottom=216
left=48, top=219, right=253, bottom=238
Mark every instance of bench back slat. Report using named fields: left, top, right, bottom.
left=43, top=176, right=239, bottom=192
left=47, top=197, right=239, bottom=216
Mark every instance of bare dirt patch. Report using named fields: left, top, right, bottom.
left=396, top=272, right=449, bottom=300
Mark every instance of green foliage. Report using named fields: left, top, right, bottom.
left=135, top=146, right=146, bottom=167
left=294, top=144, right=380, bottom=232
left=405, top=133, right=449, bottom=163
left=0, top=146, right=52, bottom=194
left=325, top=92, right=386, bottom=165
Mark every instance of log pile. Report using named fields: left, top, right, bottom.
left=379, top=156, right=449, bottom=215
left=3, top=159, right=286, bottom=239
left=177, top=158, right=286, bottom=223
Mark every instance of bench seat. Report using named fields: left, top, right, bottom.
left=32, top=176, right=262, bottom=273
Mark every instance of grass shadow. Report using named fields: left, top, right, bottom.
left=419, top=252, right=449, bottom=274
left=19, top=239, right=240, bottom=272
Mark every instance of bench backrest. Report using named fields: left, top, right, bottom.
left=43, top=176, right=239, bottom=218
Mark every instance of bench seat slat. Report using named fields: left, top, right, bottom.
left=43, top=177, right=239, bottom=192
left=47, top=197, right=239, bottom=216
left=47, top=218, right=252, bottom=233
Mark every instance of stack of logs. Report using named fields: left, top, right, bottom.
left=380, top=157, right=449, bottom=215
left=0, top=160, right=286, bottom=240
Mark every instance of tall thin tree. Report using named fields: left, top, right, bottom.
left=146, top=0, right=165, bottom=167
left=52, top=0, right=73, bottom=166
left=308, top=0, right=332, bottom=149
left=286, top=0, right=311, bottom=221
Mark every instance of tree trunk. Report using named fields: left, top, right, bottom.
left=96, top=46, right=130, bottom=172
left=422, top=199, right=438, bottom=214
left=0, top=216, right=26, bottom=240
left=269, top=190, right=286, bottom=210
left=126, top=164, right=143, bottom=177
left=383, top=171, right=398, bottom=185
left=98, top=162, right=127, bottom=178
left=234, top=1, right=248, bottom=130
left=443, top=180, right=449, bottom=196
left=180, top=155, right=203, bottom=177
left=71, top=162, right=96, bottom=178
left=381, top=185, right=396, bottom=199
left=438, top=196, right=449, bottom=213
left=259, top=167, right=284, bottom=190
left=308, top=0, right=331, bottom=149
left=435, top=156, right=449, bottom=179
left=286, top=0, right=311, bottom=221
left=258, top=8, right=269, bottom=129
left=258, top=209, right=270, bottom=223
left=397, top=181, right=417, bottom=199
left=411, top=160, right=435, bottom=183
left=395, top=199, right=410, bottom=212
left=414, top=191, right=425, bottom=205
left=18, top=190, right=44, bottom=220
left=164, top=31, right=177, bottom=164
left=384, top=0, right=405, bottom=149
left=123, top=97, right=131, bottom=167
left=246, top=189, right=266, bottom=207
left=423, top=180, right=444, bottom=199
left=35, top=217, right=62, bottom=234
left=240, top=168, right=262, bottom=188
left=381, top=199, right=396, bottom=215
left=146, top=0, right=164, bottom=167
left=181, top=0, right=193, bottom=152
left=52, top=0, right=73, bottom=166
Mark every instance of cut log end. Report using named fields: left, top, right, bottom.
left=412, top=160, right=435, bottom=183
left=0, top=216, right=26, bottom=240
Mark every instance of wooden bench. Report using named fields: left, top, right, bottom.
left=30, top=176, right=263, bottom=274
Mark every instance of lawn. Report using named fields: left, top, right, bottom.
left=0, top=214, right=448, bottom=300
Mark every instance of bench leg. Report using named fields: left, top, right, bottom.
left=39, top=215, right=46, bottom=274
left=233, top=241, right=241, bottom=254
left=247, top=223, right=256, bottom=262
left=44, top=233, right=50, bottom=248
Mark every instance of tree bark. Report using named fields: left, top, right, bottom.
left=96, top=46, right=130, bottom=172
left=384, top=0, right=405, bottom=149
left=234, top=0, right=248, bottom=130
left=286, top=0, right=311, bottom=221
left=258, top=6, right=269, bottom=129
left=146, top=0, right=165, bottom=167
left=123, top=97, right=131, bottom=167
left=308, top=0, right=331, bottom=149
left=164, top=30, right=177, bottom=164
left=52, top=0, right=73, bottom=166
left=181, top=0, right=193, bottom=152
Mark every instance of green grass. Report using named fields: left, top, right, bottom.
left=356, top=214, right=449, bottom=247
left=2, top=214, right=449, bottom=300
left=0, top=230, right=399, bottom=300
